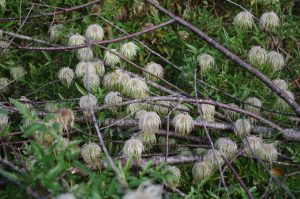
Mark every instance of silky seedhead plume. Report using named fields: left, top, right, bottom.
left=123, top=78, right=149, bottom=98
left=267, top=51, right=284, bottom=72
left=200, top=104, right=215, bottom=122
left=77, top=47, right=94, bottom=62
left=0, top=77, right=9, bottom=92
left=85, top=24, right=104, bottom=41
left=54, top=108, right=75, bottom=132
left=68, top=34, right=86, bottom=46
left=0, top=113, right=8, bottom=131
left=259, top=11, right=280, bottom=32
left=244, top=97, right=262, bottom=115
left=172, top=113, right=194, bottom=135
left=81, top=142, right=102, bottom=166
left=274, top=90, right=294, bottom=109
left=10, top=66, right=26, bottom=80
left=192, top=161, right=213, bottom=182
left=144, top=62, right=164, bottom=81
left=45, top=103, right=58, bottom=113
left=243, top=135, right=263, bottom=156
left=120, top=42, right=139, bottom=60
left=203, top=149, right=225, bottom=168
left=126, top=103, right=145, bottom=115
left=49, top=24, right=64, bottom=42
left=55, top=193, right=76, bottom=199
left=272, top=79, right=288, bottom=91
left=75, top=62, right=95, bottom=77
left=197, top=53, right=215, bottom=73
left=138, top=111, right=161, bottom=134
left=122, top=181, right=163, bottom=199
left=104, top=92, right=123, bottom=114
left=234, top=119, right=251, bottom=137
left=79, top=94, right=98, bottom=116
left=233, top=11, right=254, bottom=30
left=248, top=46, right=267, bottom=67
left=104, top=49, right=121, bottom=66
left=163, top=165, right=181, bottom=188
left=136, top=132, right=156, bottom=150
left=93, top=59, right=105, bottom=77
left=153, top=101, right=170, bottom=116
left=103, top=69, right=130, bottom=91
left=215, top=137, right=238, bottom=158
left=122, top=138, right=144, bottom=162
left=259, top=143, right=278, bottom=161
left=83, top=73, right=100, bottom=89
left=58, top=67, right=74, bottom=87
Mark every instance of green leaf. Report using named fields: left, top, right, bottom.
left=9, top=98, right=31, bottom=118
left=75, top=82, right=87, bottom=96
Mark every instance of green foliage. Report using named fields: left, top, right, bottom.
left=0, top=0, right=300, bottom=198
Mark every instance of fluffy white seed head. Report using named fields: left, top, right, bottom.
left=203, top=149, right=225, bottom=168
left=234, top=119, right=251, bottom=137
left=104, top=92, right=122, bottom=114
left=49, top=24, right=63, bottom=42
left=54, top=108, right=75, bottom=132
left=267, top=51, right=284, bottom=72
left=93, top=59, right=105, bottom=77
left=0, top=0, right=6, bottom=11
left=53, top=138, right=70, bottom=153
left=45, top=103, right=58, bottom=113
left=0, top=77, right=9, bottom=92
left=259, top=11, right=280, bottom=32
left=33, top=130, right=54, bottom=147
left=122, top=181, right=162, bottom=199
left=135, top=110, right=147, bottom=120
left=178, top=31, right=189, bottom=40
left=144, top=62, right=164, bottom=81
left=244, top=97, right=262, bottom=115
left=163, top=165, right=181, bottom=188
left=83, top=73, right=100, bottom=89
left=136, top=132, right=156, bottom=150
left=104, top=49, right=121, bottom=66
left=248, top=46, right=267, bottom=66
left=126, top=103, right=145, bottom=115
left=233, top=11, right=254, bottom=30
left=10, top=66, right=26, bottom=80
left=79, top=94, right=98, bottom=116
left=173, top=103, right=190, bottom=115
left=177, top=147, right=193, bottom=156
left=75, top=62, right=95, bottom=77
left=272, top=79, right=288, bottom=91
left=85, top=24, right=104, bottom=41
left=192, top=161, right=213, bottom=182
left=275, top=90, right=295, bottom=109
left=153, top=101, right=170, bottom=116
left=197, top=53, right=215, bottom=73
left=58, top=67, right=74, bottom=87
left=223, top=103, right=240, bottom=119
left=122, top=138, right=144, bottom=162
left=123, top=78, right=149, bottom=98
left=172, top=113, right=194, bottom=135
left=103, top=70, right=130, bottom=91
left=215, top=138, right=238, bottom=158
left=259, top=143, right=278, bottom=161
left=120, top=42, right=139, bottom=60
left=77, top=47, right=94, bottom=61
left=68, top=34, right=86, bottom=46
left=55, top=193, right=76, bottom=199
left=200, top=104, right=215, bottom=122
left=81, top=142, right=102, bottom=166
left=138, top=111, right=161, bottom=134
left=0, top=113, right=8, bottom=130
left=243, top=135, right=264, bottom=156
